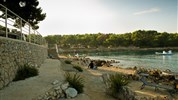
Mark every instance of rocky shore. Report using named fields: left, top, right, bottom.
left=59, top=56, right=178, bottom=100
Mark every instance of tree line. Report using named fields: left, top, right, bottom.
left=45, top=30, right=178, bottom=48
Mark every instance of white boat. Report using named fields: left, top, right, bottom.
left=155, top=50, right=173, bottom=55
left=74, top=53, right=87, bottom=58
left=74, top=53, right=79, bottom=57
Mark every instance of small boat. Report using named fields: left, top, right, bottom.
left=74, top=53, right=87, bottom=58
left=155, top=50, right=173, bottom=55
left=74, top=53, right=79, bottom=57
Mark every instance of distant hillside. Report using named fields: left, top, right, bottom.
left=45, top=30, right=178, bottom=48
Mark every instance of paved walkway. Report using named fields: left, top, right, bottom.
left=0, top=59, right=64, bottom=100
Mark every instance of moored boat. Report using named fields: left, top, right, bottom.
left=155, top=50, right=173, bottom=55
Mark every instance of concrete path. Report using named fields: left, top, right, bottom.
left=0, top=59, right=64, bottom=100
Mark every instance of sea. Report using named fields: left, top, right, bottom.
left=86, top=50, right=178, bottom=72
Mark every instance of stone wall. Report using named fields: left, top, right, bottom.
left=0, top=37, right=47, bottom=89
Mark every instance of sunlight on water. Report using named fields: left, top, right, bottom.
left=87, top=50, right=178, bottom=72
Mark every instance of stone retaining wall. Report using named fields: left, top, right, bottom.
left=0, top=37, right=47, bottom=89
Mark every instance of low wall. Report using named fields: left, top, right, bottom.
left=0, top=37, right=47, bottom=89
left=48, top=49, right=59, bottom=59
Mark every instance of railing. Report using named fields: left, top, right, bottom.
left=0, top=4, right=46, bottom=46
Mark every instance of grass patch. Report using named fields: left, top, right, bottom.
left=73, top=65, right=83, bottom=72
left=65, top=72, right=84, bottom=93
left=106, top=73, right=129, bottom=98
left=13, top=64, right=39, bottom=81
left=64, top=60, right=72, bottom=64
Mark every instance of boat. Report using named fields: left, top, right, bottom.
left=74, top=53, right=87, bottom=58
left=155, top=50, right=173, bottom=55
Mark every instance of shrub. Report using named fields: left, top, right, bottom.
left=65, top=72, right=84, bottom=93
left=65, top=60, right=72, bottom=64
left=73, top=65, right=83, bottom=72
left=13, top=64, right=39, bottom=81
left=106, top=73, right=129, bottom=98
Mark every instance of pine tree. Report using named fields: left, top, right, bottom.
left=0, top=0, right=46, bottom=29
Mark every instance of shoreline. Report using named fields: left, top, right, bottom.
left=60, top=47, right=178, bottom=53
left=97, top=59, right=176, bottom=72
left=59, top=47, right=178, bottom=72
left=84, top=56, right=178, bottom=74
left=59, top=55, right=178, bottom=74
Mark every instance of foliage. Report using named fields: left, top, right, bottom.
left=0, top=0, right=46, bottom=29
left=73, top=65, right=83, bottom=72
left=13, top=64, right=39, bottom=81
left=107, top=73, right=129, bottom=98
left=65, top=72, right=84, bottom=93
left=64, top=60, right=72, bottom=64
left=0, top=25, right=10, bottom=32
left=26, top=34, right=43, bottom=44
left=45, top=30, right=178, bottom=48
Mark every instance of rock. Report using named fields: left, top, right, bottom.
left=57, top=89, right=63, bottom=94
left=48, top=90, right=54, bottom=96
left=60, top=93, right=65, bottom=98
left=53, top=92, right=57, bottom=97
left=56, top=95, right=61, bottom=99
left=65, top=87, right=78, bottom=98
left=120, top=87, right=136, bottom=100
left=52, top=80, right=59, bottom=85
left=54, top=85, right=61, bottom=91
left=61, top=82, right=69, bottom=90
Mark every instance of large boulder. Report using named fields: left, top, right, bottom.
left=95, top=60, right=106, bottom=66
left=65, top=87, right=78, bottom=98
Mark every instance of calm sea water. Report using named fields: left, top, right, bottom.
left=87, top=50, right=178, bottom=72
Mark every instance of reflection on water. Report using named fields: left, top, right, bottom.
left=88, top=51, right=178, bottom=71
left=162, top=55, right=172, bottom=64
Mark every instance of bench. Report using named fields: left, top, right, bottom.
left=140, top=77, right=174, bottom=91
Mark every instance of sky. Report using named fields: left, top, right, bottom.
left=38, top=0, right=177, bottom=36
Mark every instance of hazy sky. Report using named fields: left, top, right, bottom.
left=38, top=0, right=177, bottom=36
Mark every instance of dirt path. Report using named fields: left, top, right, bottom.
left=60, top=59, right=116, bottom=100
left=82, top=69, right=115, bottom=100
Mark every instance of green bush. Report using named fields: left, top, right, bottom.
left=13, top=64, right=39, bottom=81
left=73, top=65, right=83, bottom=72
left=64, top=60, right=72, bottom=64
left=65, top=72, right=84, bottom=93
left=107, top=73, right=129, bottom=98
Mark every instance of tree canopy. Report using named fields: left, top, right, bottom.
left=45, top=30, right=178, bottom=48
left=0, top=0, right=46, bottom=29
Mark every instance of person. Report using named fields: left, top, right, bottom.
left=88, top=61, right=94, bottom=69
left=93, top=65, right=97, bottom=70
left=93, top=61, right=97, bottom=70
